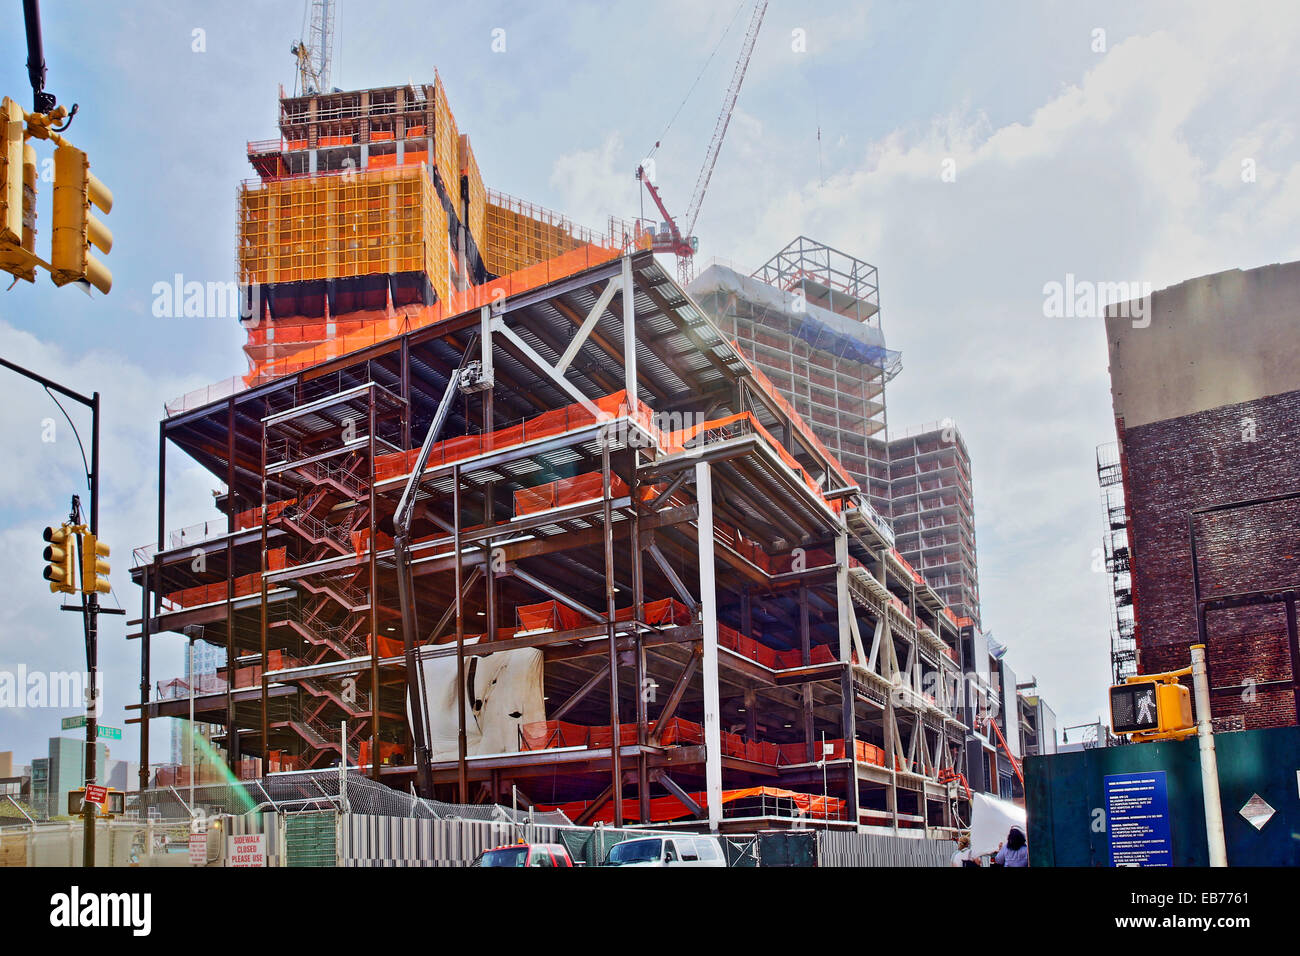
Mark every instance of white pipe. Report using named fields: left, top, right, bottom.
left=1191, top=644, right=1227, bottom=866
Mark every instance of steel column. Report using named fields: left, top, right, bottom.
left=695, top=461, right=723, bottom=831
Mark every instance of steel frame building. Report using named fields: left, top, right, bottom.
left=129, top=249, right=975, bottom=833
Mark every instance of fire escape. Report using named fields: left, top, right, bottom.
left=1097, top=442, right=1136, bottom=683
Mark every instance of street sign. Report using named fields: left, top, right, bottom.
left=60, top=718, right=120, bottom=740
left=227, top=833, right=266, bottom=868
left=83, top=784, right=107, bottom=806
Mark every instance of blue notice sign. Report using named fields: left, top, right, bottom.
left=1105, top=771, right=1173, bottom=867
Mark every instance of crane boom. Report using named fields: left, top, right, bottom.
left=683, top=0, right=767, bottom=240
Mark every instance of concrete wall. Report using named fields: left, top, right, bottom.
left=1106, top=260, right=1300, bottom=429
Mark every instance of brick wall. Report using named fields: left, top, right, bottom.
left=1121, top=388, right=1300, bottom=729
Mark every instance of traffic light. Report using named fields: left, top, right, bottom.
left=1110, top=675, right=1194, bottom=742
left=42, top=523, right=76, bottom=594
left=68, top=788, right=125, bottom=817
left=50, top=142, right=112, bottom=294
left=80, top=531, right=110, bottom=595
left=0, top=96, right=38, bottom=283
left=0, top=97, right=22, bottom=244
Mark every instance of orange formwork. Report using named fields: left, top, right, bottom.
left=236, top=165, right=449, bottom=295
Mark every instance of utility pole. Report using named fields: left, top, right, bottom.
left=1, top=355, right=121, bottom=867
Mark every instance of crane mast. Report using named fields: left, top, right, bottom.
left=291, top=0, right=337, bottom=96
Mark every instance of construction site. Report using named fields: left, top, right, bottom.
left=113, top=0, right=1043, bottom=846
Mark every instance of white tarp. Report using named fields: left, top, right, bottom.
left=968, top=792, right=1028, bottom=858
left=409, top=643, right=546, bottom=759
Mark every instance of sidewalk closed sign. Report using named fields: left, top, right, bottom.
left=227, top=834, right=266, bottom=867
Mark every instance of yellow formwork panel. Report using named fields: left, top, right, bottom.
left=237, top=166, right=450, bottom=302
left=433, top=74, right=459, bottom=199
left=459, top=133, right=486, bottom=256
left=483, top=194, right=592, bottom=278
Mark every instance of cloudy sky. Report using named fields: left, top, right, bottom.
left=1, top=0, right=1298, bottom=768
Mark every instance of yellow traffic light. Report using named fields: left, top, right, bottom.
left=51, top=143, right=112, bottom=295
left=1110, top=672, right=1195, bottom=742
left=0, top=97, right=22, bottom=244
left=80, top=531, right=110, bottom=595
left=42, top=523, right=76, bottom=594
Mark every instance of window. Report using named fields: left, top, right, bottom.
left=477, top=846, right=529, bottom=867
left=698, top=839, right=723, bottom=862
left=678, top=839, right=699, bottom=862
left=529, top=847, right=554, bottom=867
left=607, top=839, right=662, bottom=866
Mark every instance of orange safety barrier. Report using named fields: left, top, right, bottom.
left=514, top=472, right=630, bottom=516
left=541, top=785, right=845, bottom=825
left=516, top=600, right=586, bottom=633
left=163, top=553, right=283, bottom=609
left=234, top=499, right=297, bottom=530
left=358, top=740, right=405, bottom=767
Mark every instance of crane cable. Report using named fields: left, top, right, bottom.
left=646, top=0, right=749, bottom=159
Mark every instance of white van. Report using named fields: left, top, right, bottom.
left=603, top=835, right=727, bottom=867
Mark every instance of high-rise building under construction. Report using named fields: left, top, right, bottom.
left=126, top=75, right=1034, bottom=835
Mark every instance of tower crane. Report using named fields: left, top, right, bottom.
left=637, top=0, right=767, bottom=284
left=291, top=0, right=337, bottom=96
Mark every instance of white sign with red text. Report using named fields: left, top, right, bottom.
left=226, top=833, right=266, bottom=867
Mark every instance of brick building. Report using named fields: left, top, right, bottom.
left=1105, top=260, right=1300, bottom=728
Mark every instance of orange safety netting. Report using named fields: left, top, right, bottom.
left=244, top=243, right=623, bottom=385
left=514, top=472, right=630, bottom=516
left=233, top=499, right=297, bottom=530
left=163, top=549, right=286, bottom=608
left=540, top=785, right=846, bottom=825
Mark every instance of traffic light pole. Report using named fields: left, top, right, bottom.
left=1191, top=644, right=1228, bottom=866
left=0, top=355, right=108, bottom=866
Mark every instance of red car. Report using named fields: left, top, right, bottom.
left=472, top=843, right=574, bottom=867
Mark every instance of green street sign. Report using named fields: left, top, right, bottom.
left=61, top=718, right=120, bottom=740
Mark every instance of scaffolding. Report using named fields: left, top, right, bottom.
left=132, top=250, right=973, bottom=835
